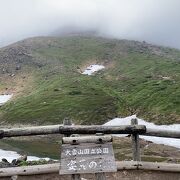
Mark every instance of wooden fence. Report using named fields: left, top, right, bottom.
left=0, top=122, right=179, bottom=138
left=0, top=118, right=179, bottom=179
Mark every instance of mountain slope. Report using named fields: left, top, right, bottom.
left=0, top=36, right=179, bottom=125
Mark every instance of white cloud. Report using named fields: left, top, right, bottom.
left=0, top=0, right=180, bottom=48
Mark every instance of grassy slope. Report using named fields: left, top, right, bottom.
left=0, top=36, right=179, bottom=125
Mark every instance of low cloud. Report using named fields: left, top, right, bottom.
left=0, top=0, right=180, bottom=48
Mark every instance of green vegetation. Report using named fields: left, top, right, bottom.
left=18, top=159, right=50, bottom=166
left=0, top=36, right=179, bottom=125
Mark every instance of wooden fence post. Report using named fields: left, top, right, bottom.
left=71, top=174, right=81, bottom=180
left=63, top=119, right=81, bottom=180
left=95, top=133, right=107, bottom=180
left=95, top=173, right=107, bottom=180
left=131, top=118, right=141, bottom=161
left=11, top=175, right=18, bottom=180
left=63, top=118, right=72, bottom=137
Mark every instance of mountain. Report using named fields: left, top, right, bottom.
left=0, top=36, right=179, bottom=125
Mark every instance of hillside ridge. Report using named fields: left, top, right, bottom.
left=0, top=36, right=179, bottom=125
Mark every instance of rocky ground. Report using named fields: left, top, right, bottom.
left=0, top=155, right=56, bottom=168
left=113, top=136, right=180, bottom=163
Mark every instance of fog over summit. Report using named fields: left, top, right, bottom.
left=0, top=0, right=180, bottom=48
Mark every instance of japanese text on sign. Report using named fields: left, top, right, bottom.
left=67, top=159, right=98, bottom=171
left=65, top=147, right=109, bottom=156
left=60, top=142, right=117, bottom=174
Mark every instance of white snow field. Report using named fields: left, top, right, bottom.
left=0, top=149, right=50, bottom=162
left=104, top=115, right=180, bottom=149
left=82, top=64, right=105, bottom=75
left=0, top=94, right=13, bottom=105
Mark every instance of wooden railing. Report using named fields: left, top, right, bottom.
left=0, top=119, right=179, bottom=160
left=0, top=122, right=179, bottom=138
left=0, top=118, right=180, bottom=178
left=0, top=124, right=146, bottom=137
left=0, top=161, right=180, bottom=177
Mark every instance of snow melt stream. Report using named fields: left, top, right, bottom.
left=82, top=64, right=105, bottom=75
left=104, top=115, right=180, bottom=149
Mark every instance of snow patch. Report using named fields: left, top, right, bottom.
left=104, top=115, right=180, bottom=149
left=0, top=94, right=13, bottom=105
left=0, top=149, right=50, bottom=162
left=82, top=64, right=105, bottom=75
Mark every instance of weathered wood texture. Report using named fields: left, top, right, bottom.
left=131, top=118, right=141, bottom=161
left=63, top=119, right=72, bottom=138
left=0, top=161, right=179, bottom=177
left=60, top=156, right=116, bottom=175
left=95, top=173, right=106, bottom=180
left=62, top=135, right=112, bottom=144
left=1, top=125, right=61, bottom=138
left=60, top=143, right=117, bottom=174
left=71, top=174, right=80, bottom=180
left=94, top=133, right=108, bottom=180
left=63, top=120, right=80, bottom=180
left=59, top=125, right=146, bottom=135
left=0, top=125, right=146, bottom=138
left=145, top=128, right=180, bottom=138
left=117, top=161, right=180, bottom=172
left=11, top=176, right=18, bottom=180
left=0, top=125, right=180, bottom=138
left=0, top=163, right=59, bottom=177
left=0, top=170, right=179, bottom=180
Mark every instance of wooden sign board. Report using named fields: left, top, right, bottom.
left=60, top=142, right=117, bottom=175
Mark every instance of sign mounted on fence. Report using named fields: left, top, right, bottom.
left=60, top=142, right=117, bottom=174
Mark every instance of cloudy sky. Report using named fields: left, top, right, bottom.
left=0, top=0, right=180, bottom=48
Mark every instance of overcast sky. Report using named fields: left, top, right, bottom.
left=0, top=0, right=180, bottom=48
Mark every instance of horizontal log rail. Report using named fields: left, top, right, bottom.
left=145, top=128, right=180, bottom=138
left=62, top=135, right=112, bottom=144
left=0, top=125, right=146, bottom=138
left=116, top=161, right=180, bottom=172
left=59, top=125, right=146, bottom=135
left=0, top=161, right=179, bottom=177
left=0, top=125, right=61, bottom=138
left=0, top=125, right=180, bottom=139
